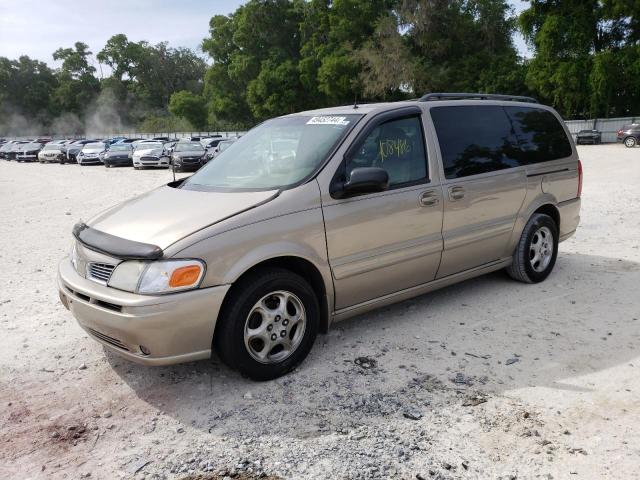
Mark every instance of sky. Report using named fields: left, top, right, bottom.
left=0, top=0, right=532, bottom=71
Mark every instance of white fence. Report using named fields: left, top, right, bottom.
left=565, top=116, right=638, bottom=143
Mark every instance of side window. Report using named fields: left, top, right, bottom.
left=346, top=116, right=428, bottom=188
left=504, top=106, right=572, bottom=164
left=430, top=105, right=520, bottom=180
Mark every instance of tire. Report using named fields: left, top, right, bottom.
left=214, top=268, right=319, bottom=381
left=624, top=136, right=637, bottom=148
left=507, top=213, right=559, bottom=283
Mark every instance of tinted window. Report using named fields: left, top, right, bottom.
left=504, top=106, right=572, bottom=164
left=346, top=116, right=427, bottom=187
left=431, top=105, right=520, bottom=179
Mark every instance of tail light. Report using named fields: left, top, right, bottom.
left=617, top=129, right=623, bottom=137
left=577, top=159, right=583, bottom=198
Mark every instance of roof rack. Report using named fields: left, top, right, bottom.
left=419, top=93, right=538, bottom=104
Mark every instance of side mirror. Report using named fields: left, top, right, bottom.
left=332, top=167, right=389, bottom=198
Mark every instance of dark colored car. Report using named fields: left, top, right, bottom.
left=16, top=142, right=44, bottom=162
left=0, top=141, right=23, bottom=159
left=575, top=129, right=601, bottom=145
left=104, top=144, right=133, bottom=168
left=617, top=124, right=640, bottom=147
left=170, top=142, right=207, bottom=171
left=7, top=141, right=28, bottom=160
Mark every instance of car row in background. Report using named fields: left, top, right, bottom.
left=0, top=135, right=239, bottom=172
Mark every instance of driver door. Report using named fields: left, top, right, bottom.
left=321, top=109, right=444, bottom=310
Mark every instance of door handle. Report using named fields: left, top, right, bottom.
left=448, top=186, right=465, bottom=201
left=419, top=191, right=439, bottom=207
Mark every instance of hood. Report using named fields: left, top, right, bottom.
left=88, top=184, right=279, bottom=249
left=135, top=148, right=163, bottom=156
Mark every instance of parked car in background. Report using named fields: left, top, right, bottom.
left=77, top=142, right=107, bottom=165
left=58, top=94, right=581, bottom=380
left=64, top=140, right=98, bottom=164
left=16, top=142, right=44, bottom=162
left=617, top=124, right=640, bottom=147
left=201, top=136, right=224, bottom=151
left=170, top=141, right=207, bottom=172
left=209, top=137, right=238, bottom=160
left=0, top=140, right=22, bottom=159
left=115, top=138, right=143, bottom=144
left=103, top=144, right=133, bottom=168
left=38, top=143, right=67, bottom=163
left=6, top=142, right=27, bottom=160
left=575, top=129, right=601, bottom=144
left=132, top=141, right=170, bottom=169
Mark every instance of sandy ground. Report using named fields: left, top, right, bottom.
left=1, top=144, right=639, bottom=480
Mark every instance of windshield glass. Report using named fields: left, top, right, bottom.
left=174, top=142, right=204, bottom=152
left=83, top=143, right=105, bottom=150
left=183, top=114, right=360, bottom=190
left=136, top=142, right=163, bottom=150
left=109, top=144, right=131, bottom=152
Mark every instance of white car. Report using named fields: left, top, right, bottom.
left=38, top=142, right=68, bottom=163
left=77, top=142, right=107, bottom=165
left=132, top=142, right=170, bottom=169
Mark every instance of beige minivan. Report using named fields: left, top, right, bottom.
left=58, top=93, right=582, bottom=380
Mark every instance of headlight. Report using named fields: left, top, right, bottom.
left=108, top=259, right=205, bottom=294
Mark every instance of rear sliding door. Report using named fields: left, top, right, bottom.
left=429, top=105, right=527, bottom=278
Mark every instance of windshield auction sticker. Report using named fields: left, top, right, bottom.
left=306, top=116, right=350, bottom=126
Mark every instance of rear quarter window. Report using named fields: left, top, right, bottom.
left=504, top=106, right=572, bottom=165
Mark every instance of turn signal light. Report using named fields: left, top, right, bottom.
left=169, top=265, right=202, bottom=288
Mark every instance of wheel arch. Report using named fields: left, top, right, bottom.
left=217, top=255, right=332, bottom=335
left=532, top=203, right=560, bottom=230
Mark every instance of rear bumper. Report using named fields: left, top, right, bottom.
left=57, top=258, right=230, bottom=366
left=558, top=197, right=581, bottom=242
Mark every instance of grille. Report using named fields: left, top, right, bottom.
left=141, top=156, right=159, bottom=161
left=183, top=156, right=201, bottom=163
left=86, top=327, right=129, bottom=351
left=87, top=262, right=116, bottom=284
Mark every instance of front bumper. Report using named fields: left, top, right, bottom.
left=78, top=156, right=102, bottom=165
left=105, top=157, right=132, bottom=166
left=133, top=157, right=170, bottom=168
left=57, top=258, right=230, bottom=365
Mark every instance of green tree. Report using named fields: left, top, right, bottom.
left=520, top=0, right=640, bottom=117
left=357, top=0, right=527, bottom=99
left=51, top=42, right=100, bottom=114
left=169, top=90, right=208, bottom=129
left=0, top=55, right=58, bottom=119
left=202, top=0, right=304, bottom=124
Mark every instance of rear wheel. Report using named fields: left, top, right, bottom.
left=507, top=213, right=558, bottom=283
left=214, top=268, right=319, bottom=381
left=624, top=136, right=637, bottom=148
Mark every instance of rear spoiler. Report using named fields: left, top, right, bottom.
left=72, top=222, right=163, bottom=260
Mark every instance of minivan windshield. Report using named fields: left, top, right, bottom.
left=183, top=114, right=360, bottom=191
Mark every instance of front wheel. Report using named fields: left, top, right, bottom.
left=624, top=136, right=637, bottom=148
left=507, top=213, right=559, bottom=283
left=214, top=268, right=319, bottom=381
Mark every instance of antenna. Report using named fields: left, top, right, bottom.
left=353, top=93, right=359, bottom=109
